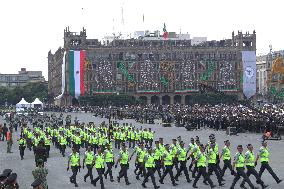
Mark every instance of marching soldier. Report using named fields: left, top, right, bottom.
left=220, top=140, right=235, bottom=177
left=256, top=141, right=282, bottom=184
left=32, top=159, right=48, bottom=189
left=83, top=146, right=94, bottom=183
left=192, top=144, right=216, bottom=189
left=115, top=143, right=131, bottom=185
left=67, top=147, right=81, bottom=187
left=174, top=141, right=191, bottom=183
left=18, top=135, right=26, bottom=160
left=240, top=144, right=268, bottom=189
left=92, top=147, right=105, bottom=189
left=142, top=148, right=160, bottom=189
left=159, top=144, right=178, bottom=186
left=230, top=145, right=257, bottom=189
left=104, top=143, right=115, bottom=182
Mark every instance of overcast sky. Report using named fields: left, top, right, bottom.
left=1, top=0, right=283, bottom=79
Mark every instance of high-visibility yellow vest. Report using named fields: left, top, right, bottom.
left=223, top=146, right=231, bottom=160
left=145, top=154, right=155, bottom=168
left=120, top=151, right=129, bottom=165
left=245, top=151, right=255, bottom=167
left=260, top=147, right=269, bottom=163
left=105, top=149, right=114, bottom=163
left=164, top=151, right=173, bottom=166
left=95, top=154, right=105, bottom=169
left=70, top=153, right=80, bottom=166
left=235, top=153, right=245, bottom=168
left=178, top=148, right=187, bottom=161
left=208, top=149, right=217, bottom=164
left=85, top=151, right=94, bottom=165
left=197, top=153, right=206, bottom=167
left=138, top=149, right=146, bottom=163
left=154, top=148, right=162, bottom=160
left=19, top=139, right=26, bottom=146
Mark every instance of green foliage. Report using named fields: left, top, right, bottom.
left=79, top=94, right=138, bottom=106
left=0, top=82, right=47, bottom=105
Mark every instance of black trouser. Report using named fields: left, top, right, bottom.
left=60, top=145, right=66, bottom=156
left=192, top=161, right=198, bottom=177
left=143, top=167, right=158, bottom=187
left=128, top=139, right=135, bottom=148
left=221, top=159, right=235, bottom=177
left=70, top=166, right=79, bottom=185
left=149, top=139, right=153, bottom=148
left=259, top=162, right=280, bottom=182
left=104, top=162, right=114, bottom=179
left=19, top=146, right=25, bottom=159
left=118, top=164, right=129, bottom=183
left=173, top=159, right=179, bottom=172
left=193, top=166, right=214, bottom=187
left=84, top=164, right=93, bottom=181
left=92, top=144, right=98, bottom=154
left=230, top=167, right=255, bottom=189
left=27, top=138, right=32, bottom=151
left=45, top=145, right=50, bottom=158
left=240, top=166, right=264, bottom=187
left=208, top=163, right=222, bottom=184
left=93, top=168, right=105, bottom=188
left=115, top=139, right=119, bottom=149
left=188, top=156, right=195, bottom=171
left=175, top=160, right=190, bottom=181
left=136, top=162, right=146, bottom=178
left=160, top=165, right=176, bottom=184
left=154, top=160, right=162, bottom=178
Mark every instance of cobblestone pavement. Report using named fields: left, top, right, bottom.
left=0, top=112, right=284, bottom=189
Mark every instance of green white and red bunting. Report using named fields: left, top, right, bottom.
left=69, top=50, right=85, bottom=98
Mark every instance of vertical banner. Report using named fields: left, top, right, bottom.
left=55, top=51, right=66, bottom=100
left=69, top=50, right=85, bottom=98
left=242, top=51, right=256, bottom=98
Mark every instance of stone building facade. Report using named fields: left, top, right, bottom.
left=48, top=27, right=256, bottom=105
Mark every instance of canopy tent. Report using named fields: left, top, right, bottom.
left=16, top=98, right=31, bottom=112
left=31, top=98, right=43, bottom=109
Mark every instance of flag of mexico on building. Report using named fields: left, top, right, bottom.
left=69, top=50, right=86, bottom=98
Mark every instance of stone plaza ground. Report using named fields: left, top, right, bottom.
left=1, top=112, right=284, bottom=189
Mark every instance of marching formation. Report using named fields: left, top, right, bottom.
left=11, top=113, right=282, bottom=189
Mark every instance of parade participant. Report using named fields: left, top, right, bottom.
left=128, top=128, right=135, bottom=148
left=3, top=173, right=19, bottom=189
left=240, top=144, right=268, bottom=189
left=190, top=139, right=201, bottom=178
left=18, top=135, right=26, bottom=160
left=104, top=143, right=115, bottom=182
left=170, top=138, right=179, bottom=172
left=67, top=147, right=80, bottom=187
left=159, top=144, right=178, bottom=186
left=207, top=142, right=224, bottom=186
left=83, top=146, right=94, bottom=183
left=230, top=145, right=257, bottom=189
left=115, top=143, right=131, bottom=185
left=174, top=141, right=191, bottom=183
left=34, top=141, right=47, bottom=167
left=153, top=141, right=162, bottom=179
left=192, top=144, right=216, bottom=189
left=32, top=159, right=48, bottom=189
left=188, top=138, right=196, bottom=172
left=6, top=129, right=13, bottom=153
left=44, top=134, right=51, bottom=158
left=220, top=140, right=235, bottom=177
left=31, top=178, right=44, bottom=189
left=0, top=169, right=12, bottom=189
left=59, top=132, right=67, bottom=157
left=142, top=148, right=160, bottom=189
left=132, top=143, right=146, bottom=180
left=147, top=128, right=155, bottom=147
left=92, top=147, right=105, bottom=189
left=256, top=141, right=282, bottom=184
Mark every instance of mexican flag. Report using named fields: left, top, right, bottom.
left=69, top=50, right=85, bottom=98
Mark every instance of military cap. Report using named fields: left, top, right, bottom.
left=0, top=169, right=12, bottom=178
left=4, top=173, right=17, bottom=185
left=31, top=178, right=42, bottom=187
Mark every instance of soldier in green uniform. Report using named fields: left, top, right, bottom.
left=32, top=159, right=48, bottom=189
left=3, top=173, right=18, bottom=189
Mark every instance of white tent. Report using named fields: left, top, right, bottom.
left=16, top=98, right=31, bottom=112
left=31, top=98, right=43, bottom=109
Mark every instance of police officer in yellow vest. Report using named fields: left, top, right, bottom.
left=192, top=144, right=216, bottom=189
left=240, top=144, right=268, bottom=189
left=18, top=135, right=26, bottom=160
left=115, top=143, right=131, bottom=185
left=67, top=147, right=81, bottom=187
left=153, top=141, right=162, bottom=179
left=174, top=141, right=191, bottom=183
left=59, top=132, right=67, bottom=157
left=159, top=144, right=178, bottom=186
left=92, top=147, right=105, bottom=189
left=142, top=148, right=160, bottom=189
left=83, top=146, right=94, bottom=183
left=220, top=140, right=235, bottom=177
left=256, top=141, right=282, bottom=184
left=104, top=143, right=115, bottom=182
left=230, top=145, right=257, bottom=189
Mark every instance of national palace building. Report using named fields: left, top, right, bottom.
left=48, top=27, right=256, bottom=106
